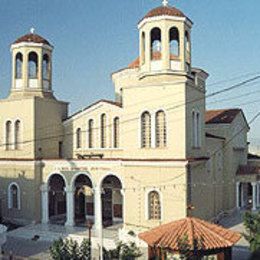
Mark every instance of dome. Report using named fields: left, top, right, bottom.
left=140, top=6, right=187, bottom=23
left=13, top=33, right=51, bottom=46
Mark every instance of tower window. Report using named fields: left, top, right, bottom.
left=141, top=111, right=151, bottom=148
left=150, top=28, right=162, bottom=60
left=148, top=191, right=161, bottom=220
left=170, top=27, right=179, bottom=57
left=88, top=119, right=94, bottom=148
left=141, top=32, right=146, bottom=65
left=113, top=117, right=120, bottom=148
left=5, top=121, right=12, bottom=150
left=100, top=114, right=107, bottom=148
left=15, top=53, right=23, bottom=79
left=76, top=128, right=82, bottom=149
left=28, top=52, right=38, bottom=79
left=192, top=111, right=201, bottom=148
left=14, top=120, right=21, bottom=150
left=43, top=54, right=50, bottom=80
left=156, top=110, right=166, bottom=148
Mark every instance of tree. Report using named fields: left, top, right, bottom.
left=50, top=238, right=91, bottom=260
left=243, top=211, right=260, bottom=252
left=104, top=241, right=142, bottom=260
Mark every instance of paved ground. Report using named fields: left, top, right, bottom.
left=0, top=210, right=254, bottom=259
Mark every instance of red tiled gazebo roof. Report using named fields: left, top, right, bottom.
left=139, top=217, right=241, bottom=251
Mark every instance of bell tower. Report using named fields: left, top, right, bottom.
left=10, top=28, right=53, bottom=98
left=138, top=0, right=192, bottom=77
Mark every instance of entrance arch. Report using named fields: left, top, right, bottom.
left=101, top=175, right=123, bottom=227
left=73, top=174, right=94, bottom=225
left=48, top=174, right=66, bottom=224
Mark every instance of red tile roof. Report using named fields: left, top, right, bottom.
left=128, top=52, right=179, bottom=69
left=14, top=33, right=51, bottom=46
left=141, top=6, right=186, bottom=23
left=236, top=165, right=260, bottom=176
left=139, top=217, right=241, bottom=251
left=205, top=109, right=241, bottom=124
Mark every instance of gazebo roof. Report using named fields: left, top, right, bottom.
left=139, top=217, right=241, bottom=251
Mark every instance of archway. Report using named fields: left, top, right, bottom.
left=101, top=175, right=123, bottom=227
left=73, top=174, right=94, bottom=226
left=48, top=174, right=66, bottom=225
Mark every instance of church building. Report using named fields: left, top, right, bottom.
left=0, top=1, right=258, bottom=240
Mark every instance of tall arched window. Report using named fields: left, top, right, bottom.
left=15, top=53, right=23, bottom=79
left=141, top=112, right=151, bottom=148
left=150, top=28, right=162, bottom=60
left=28, top=52, right=38, bottom=78
left=100, top=114, right=107, bottom=148
left=196, top=112, right=201, bottom=148
left=42, top=54, right=50, bottom=80
left=170, top=27, right=179, bottom=57
left=14, top=120, right=21, bottom=150
left=148, top=191, right=161, bottom=220
left=156, top=110, right=166, bottom=148
left=113, top=117, right=120, bottom=148
left=76, top=128, right=82, bottom=149
left=88, top=119, right=94, bottom=148
left=8, top=183, right=20, bottom=210
left=192, top=111, right=196, bottom=147
left=141, top=32, right=146, bottom=65
left=5, top=121, right=12, bottom=150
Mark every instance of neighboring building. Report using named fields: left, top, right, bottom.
left=0, top=2, right=257, bottom=238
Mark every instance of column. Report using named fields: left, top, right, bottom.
left=236, top=182, right=240, bottom=209
left=252, top=182, right=257, bottom=211
left=40, top=184, right=49, bottom=224
left=241, top=183, right=244, bottom=208
left=65, top=186, right=75, bottom=226
left=94, top=186, right=103, bottom=260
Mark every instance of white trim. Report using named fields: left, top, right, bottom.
left=138, top=15, right=192, bottom=29
left=8, top=182, right=21, bottom=210
left=11, top=42, right=53, bottom=51
left=70, top=171, right=94, bottom=188
left=145, top=188, right=163, bottom=221
left=45, top=171, right=68, bottom=187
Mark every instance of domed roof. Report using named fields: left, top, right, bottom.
left=140, top=6, right=187, bottom=23
left=13, top=33, right=51, bottom=46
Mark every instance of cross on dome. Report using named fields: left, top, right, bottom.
left=30, top=27, right=35, bottom=34
left=162, top=0, right=169, bottom=6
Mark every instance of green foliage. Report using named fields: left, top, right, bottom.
left=50, top=238, right=91, bottom=260
left=104, top=241, right=142, bottom=260
left=243, top=211, right=260, bottom=252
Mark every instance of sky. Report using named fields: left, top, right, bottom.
left=0, top=0, right=259, bottom=145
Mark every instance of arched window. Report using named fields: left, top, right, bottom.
left=170, top=27, right=179, bottom=57
left=196, top=112, right=201, bottom=148
left=148, top=191, right=161, bottom=220
left=14, top=120, right=21, bottom=150
left=150, top=28, right=162, bottom=60
left=192, top=111, right=196, bottom=147
left=141, top=112, right=151, bottom=148
left=141, top=32, right=146, bottom=65
left=42, top=54, right=50, bottom=80
left=76, top=128, right=82, bottom=149
left=28, top=52, right=38, bottom=79
left=15, top=53, right=23, bottom=79
left=8, top=183, right=20, bottom=210
left=113, top=117, right=120, bottom=148
left=5, top=121, right=12, bottom=150
left=100, top=114, right=107, bottom=148
left=156, top=110, right=166, bottom=148
left=88, top=119, right=94, bottom=148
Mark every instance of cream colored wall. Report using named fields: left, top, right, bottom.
left=41, top=160, right=188, bottom=232
left=34, top=97, right=68, bottom=159
left=63, top=102, right=123, bottom=159
left=0, top=98, right=35, bottom=158
left=0, top=161, right=41, bottom=225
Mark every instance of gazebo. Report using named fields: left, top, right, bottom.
left=139, top=217, right=241, bottom=260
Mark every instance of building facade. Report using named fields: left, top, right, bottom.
left=0, top=3, right=257, bottom=236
